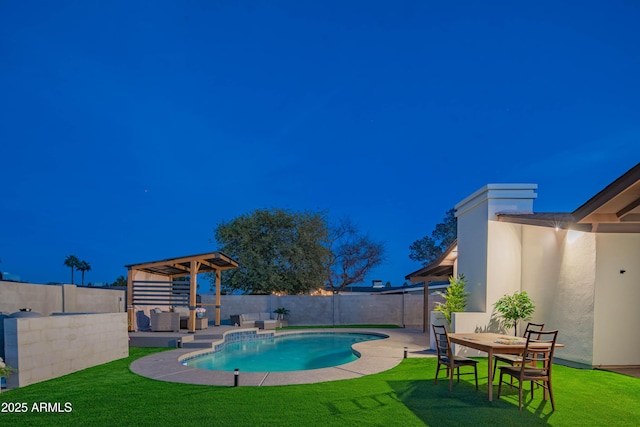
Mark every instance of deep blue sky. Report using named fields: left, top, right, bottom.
left=1, top=1, right=639, bottom=287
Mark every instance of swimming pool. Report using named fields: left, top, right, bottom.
left=183, top=332, right=385, bottom=372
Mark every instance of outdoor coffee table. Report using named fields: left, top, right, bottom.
left=255, top=320, right=277, bottom=330
left=180, top=317, right=208, bottom=330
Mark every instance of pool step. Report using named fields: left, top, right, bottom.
left=182, top=340, right=215, bottom=349
left=181, top=335, right=221, bottom=349
left=192, top=332, right=222, bottom=340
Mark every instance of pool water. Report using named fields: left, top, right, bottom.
left=184, top=332, right=384, bottom=372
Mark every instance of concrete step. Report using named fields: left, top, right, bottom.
left=192, top=333, right=222, bottom=341
left=181, top=339, right=216, bottom=349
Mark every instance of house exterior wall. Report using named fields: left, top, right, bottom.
left=593, top=233, right=640, bottom=366
left=448, top=181, right=640, bottom=367
left=456, top=199, right=489, bottom=312
left=487, top=221, right=523, bottom=325
left=520, top=226, right=596, bottom=366
left=456, top=216, right=638, bottom=366
left=455, top=184, right=537, bottom=314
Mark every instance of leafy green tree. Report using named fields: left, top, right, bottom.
left=325, top=218, right=385, bottom=292
left=63, top=255, right=80, bottom=284
left=77, top=260, right=91, bottom=286
left=409, top=208, right=457, bottom=266
left=434, top=274, right=468, bottom=326
left=107, top=276, right=127, bottom=287
left=493, top=291, right=536, bottom=336
left=212, top=208, right=330, bottom=295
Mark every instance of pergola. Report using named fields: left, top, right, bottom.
left=125, top=252, right=239, bottom=332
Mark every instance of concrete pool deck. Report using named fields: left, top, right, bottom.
left=130, top=327, right=434, bottom=387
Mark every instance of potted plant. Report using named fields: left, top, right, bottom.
left=493, top=291, right=535, bottom=336
left=273, top=307, right=290, bottom=320
left=434, top=274, right=468, bottom=328
left=0, top=357, right=15, bottom=393
left=195, top=307, right=206, bottom=318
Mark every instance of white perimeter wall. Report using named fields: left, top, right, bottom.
left=593, top=233, right=640, bottom=366
left=208, top=294, right=424, bottom=329
left=4, top=313, right=128, bottom=388
left=0, top=281, right=125, bottom=315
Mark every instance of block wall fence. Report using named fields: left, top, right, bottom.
left=3, top=313, right=128, bottom=389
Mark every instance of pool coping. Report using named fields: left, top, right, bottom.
left=129, top=327, right=433, bottom=387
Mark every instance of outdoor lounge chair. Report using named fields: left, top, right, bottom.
left=492, top=322, right=545, bottom=381
left=150, top=309, right=180, bottom=332
left=497, top=329, right=559, bottom=410
left=432, top=324, right=478, bottom=392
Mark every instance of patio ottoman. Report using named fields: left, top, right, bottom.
left=255, top=320, right=277, bottom=330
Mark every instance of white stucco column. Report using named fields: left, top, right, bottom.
left=455, top=184, right=537, bottom=314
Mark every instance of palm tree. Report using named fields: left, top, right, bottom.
left=77, top=260, right=91, bottom=286
left=63, top=255, right=80, bottom=284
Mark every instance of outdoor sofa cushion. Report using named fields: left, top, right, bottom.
left=239, top=312, right=274, bottom=327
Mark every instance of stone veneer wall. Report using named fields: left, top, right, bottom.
left=3, top=313, right=128, bottom=389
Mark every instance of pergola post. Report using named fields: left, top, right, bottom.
left=127, top=269, right=134, bottom=331
left=188, top=259, right=197, bottom=333
left=215, top=269, right=221, bottom=326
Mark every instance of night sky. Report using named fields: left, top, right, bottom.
left=1, top=1, right=639, bottom=287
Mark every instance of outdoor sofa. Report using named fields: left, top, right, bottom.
left=236, top=312, right=287, bottom=328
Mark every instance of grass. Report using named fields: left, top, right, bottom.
left=1, top=348, right=639, bottom=426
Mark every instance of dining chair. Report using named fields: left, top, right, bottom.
left=432, top=324, right=478, bottom=392
left=492, top=322, right=545, bottom=381
left=497, top=329, right=559, bottom=410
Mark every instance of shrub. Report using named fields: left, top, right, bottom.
left=434, top=274, right=468, bottom=327
left=494, top=291, right=535, bottom=336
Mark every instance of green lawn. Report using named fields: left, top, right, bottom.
left=1, top=347, right=638, bottom=426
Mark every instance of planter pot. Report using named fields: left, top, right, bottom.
left=196, top=312, right=205, bottom=318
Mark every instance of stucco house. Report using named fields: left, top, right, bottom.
left=411, top=162, right=640, bottom=368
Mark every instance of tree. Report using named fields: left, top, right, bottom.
left=211, top=208, right=330, bottom=295
left=325, top=218, right=385, bottom=292
left=409, top=208, right=457, bottom=266
left=63, top=255, right=80, bottom=284
left=107, top=276, right=127, bottom=287
left=77, top=260, right=91, bottom=286
left=434, top=274, right=468, bottom=326
left=493, top=291, right=536, bottom=336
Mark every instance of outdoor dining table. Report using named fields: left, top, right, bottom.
left=447, top=332, right=563, bottom=402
